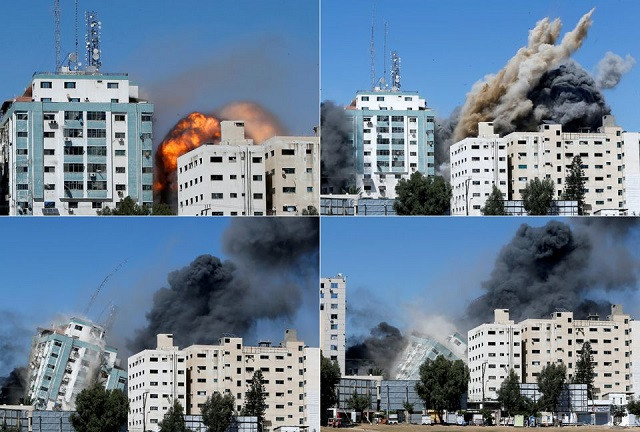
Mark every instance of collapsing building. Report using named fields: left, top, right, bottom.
left=27, top=317, right=126, bottom=410
left=394, top=333, right=468, bottom=380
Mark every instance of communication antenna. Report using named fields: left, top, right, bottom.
left=54, top=0, right=61, bottom=72
left=74, top=0, right=79, bottom=70
left=391, top=50, right=401, bottom=91
left=85, top=11, right=102, bottom=72
left=382, top=22, right=388, bottom=89
left=83, top=259, right=128, bottom=317
left=369, top=3, right=376, bottom=90
left=103, top=304, right=119, bottom=334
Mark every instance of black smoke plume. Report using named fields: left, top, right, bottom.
left=464, top=220, right=640, bottom=328
left=345, top=322, right=407, bottom=378
left=0, top=367, right=27, bottom=404
left=321, top=101, right=355, bottom=194
left=527, top=61, right=610, bottom=132
left=128, top=218, right=319, bottom=351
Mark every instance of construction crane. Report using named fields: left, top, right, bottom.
left=82, top=259, right=128, bottom=317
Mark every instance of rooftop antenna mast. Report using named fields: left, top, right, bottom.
left=74, top=0, right=79, bottom=69
left=54, top=0, right=61, bottom=72
left=86, top=11, right=102, bottom=73
left=382, top=22, right=388, bottom=89
left=370, top=3, right=376, bottom=90
left=391, top=50, right=401, bottom=91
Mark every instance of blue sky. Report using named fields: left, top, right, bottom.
left=322, top=0, right=640, bottom=131
left=321, top=217, right=640, bottom=340
left=0, top=218, right=318, bottom=376
left=0, top=0, right=319, bottom=140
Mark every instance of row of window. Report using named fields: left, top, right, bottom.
left=40, top=81, right=120, bottom=89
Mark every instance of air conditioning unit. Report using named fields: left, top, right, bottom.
left=118, top=191, right=124, bottom=197
left=118, top=138, right=124, bottom=144
left=90, top=173, right=96, bottom=179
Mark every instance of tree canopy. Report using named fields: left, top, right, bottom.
left=573, top=341, right=595, bottom=399
left=415, top=356, right=469, bottom=423
left=345, top=390, right=370, bottom=421
left=521, top=178, right=555, bottom=215
left=481, top=185, right=506, bottom=215
left=69, top=385, right=128, bottom=432
left=201, top=392, right=236, bottom=432
left=561, top=155, right=586, bottom=215
left=497, top=369, right=531, bottom=416
left=394, top=173, right=452, bottom=215
left=159, top=401, right=187, bottom=432
left=537, top=363, right=567, bottom=413
left=321, top=354, right=341, bottom=426
left=241, top=370, right=267, bottom=432
left=96, top=196, right=174, bottom=215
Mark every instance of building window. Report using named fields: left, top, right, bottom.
left=40, top=81, right=52, bottom=88
left=17, top=132, right=28, bottom=138
left=252, top=157, right=263, bottom=163
left=210, top=156, right=223, bottom=163
left=253, top=193, right=263, bottom=199
left=115, top=150, right=126, bottom=156
left=87, top=129, right=107, bottom=138
left=141, top=114, right=153, bottom=122
left=107, top=82, right=119, bottom=89
left=114, top=114, right=126, bottom=122
left=87, top=111, right=106, bottom=121
left=211, top=193, right=223, bottom=199
left=64, top=146, right=84, bottom=156
left=282, top=187, right=296, bottom=193
left=64, top=82, right=76, bottom=89
left=252, top=175, right=263, bottom=181
left=87, top=146, right=107, bottom=156
left=115, top=167, right=126, bottom=174
left=87, top=181, right=107, bottom=190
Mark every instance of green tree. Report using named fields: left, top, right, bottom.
left=415, top=356, right=469, bottom=423
left=497, top=368, right=529, bottom=417
left=479, top=407, right=494, bottom=426
left=159, top=401, right=187, bottom=432
left=97, top=196, right=175, bottom=215
left=345, top=390, right=370, bottom=422
left=69, top=385, right=128, bottom=432
left=573, top=341, right=595, bottom=399
left=521, top=178, right=555, bottom=215
left=320, top=354, right=341, bottom=426
left=627, top=399, right=640, bottom=416
left=481, top=185, right=506, bottom=215
left=561, top=155, right=586, bottom=215
left=241, top=370, right=267, bottom=432
left=537, top=363, right=567, bottom=415
left=403, top=401, right=414, bottom=415
left=611, top=405, right=626, bottom=425
left=302, top=206, right=319, bottom=215
left=201, top=392, right=236, bottom=432
left=394, top=173, right=452, bottom=215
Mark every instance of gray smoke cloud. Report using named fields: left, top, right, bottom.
left=595, top=51, right=636, bottom=89
left=464, top=220, right=640, bottom=328
left=321, top=101, right=356, bottom=194
left=128, top=218, right=319, bottom=351
left=0, top=367, right=27, bottom=404
left=454, top=10, right=594, bottom=141
left=434, top=107, right=461, bottom=176
left=345, top=322, right=407, bottom=377
left=527, top=60, right=610, bottom=132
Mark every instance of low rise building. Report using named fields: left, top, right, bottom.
left=177, top=121, right=266, bottom=216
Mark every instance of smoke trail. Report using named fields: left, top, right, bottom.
left=453, top=9, right=594, bottom=141
left=527, top=60, right=610, bottom=132
left=320, top=101, right=356, bottom=194
left=595, top=51, right=636, bottom=89
left=128, top=218, right=319, bottom=351
left=345, top=322, right=407, bottom=377
left=464, top=220, right=640, bottom=327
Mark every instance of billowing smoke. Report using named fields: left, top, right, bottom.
left=434, top=107, right=461, bottom=176
left=453, top=10, right=595, bottom=141
left=464, top=220, right=640, bottom=327
left=128, top=218, right=318, bottom=352
left=345, top=322, right=407, bottom=377
left=320, top=101, right=356, bottom=194
left=527, top=60, right=610, bottom=132
left=0, top=367, right=27, bottom=404
left=595, top=52, right=636, bottom=89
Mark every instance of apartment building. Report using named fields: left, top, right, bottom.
left=128, top=334, right=187, bottom=432
left=0, top=69, right=154, bottom=215
left=624, top=132, right=640, bottom=215
left=27, top=318, right=126, bottom=411
left=343, top=90, right=435, bottom=199
left=450, top=122, right=508, bottom=215
left=177, top=121, right=266, bottom=216
left=467, top=309, right=522, bottom=404
left=320, top=275, right=347, bottom=375
left=263, top=135, right=319, bottom=215
left=129, top=330, right=312, bottom=432
left=506, top=116, right=625, bottom=215
left=469, top=306, right=634, bottom=403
